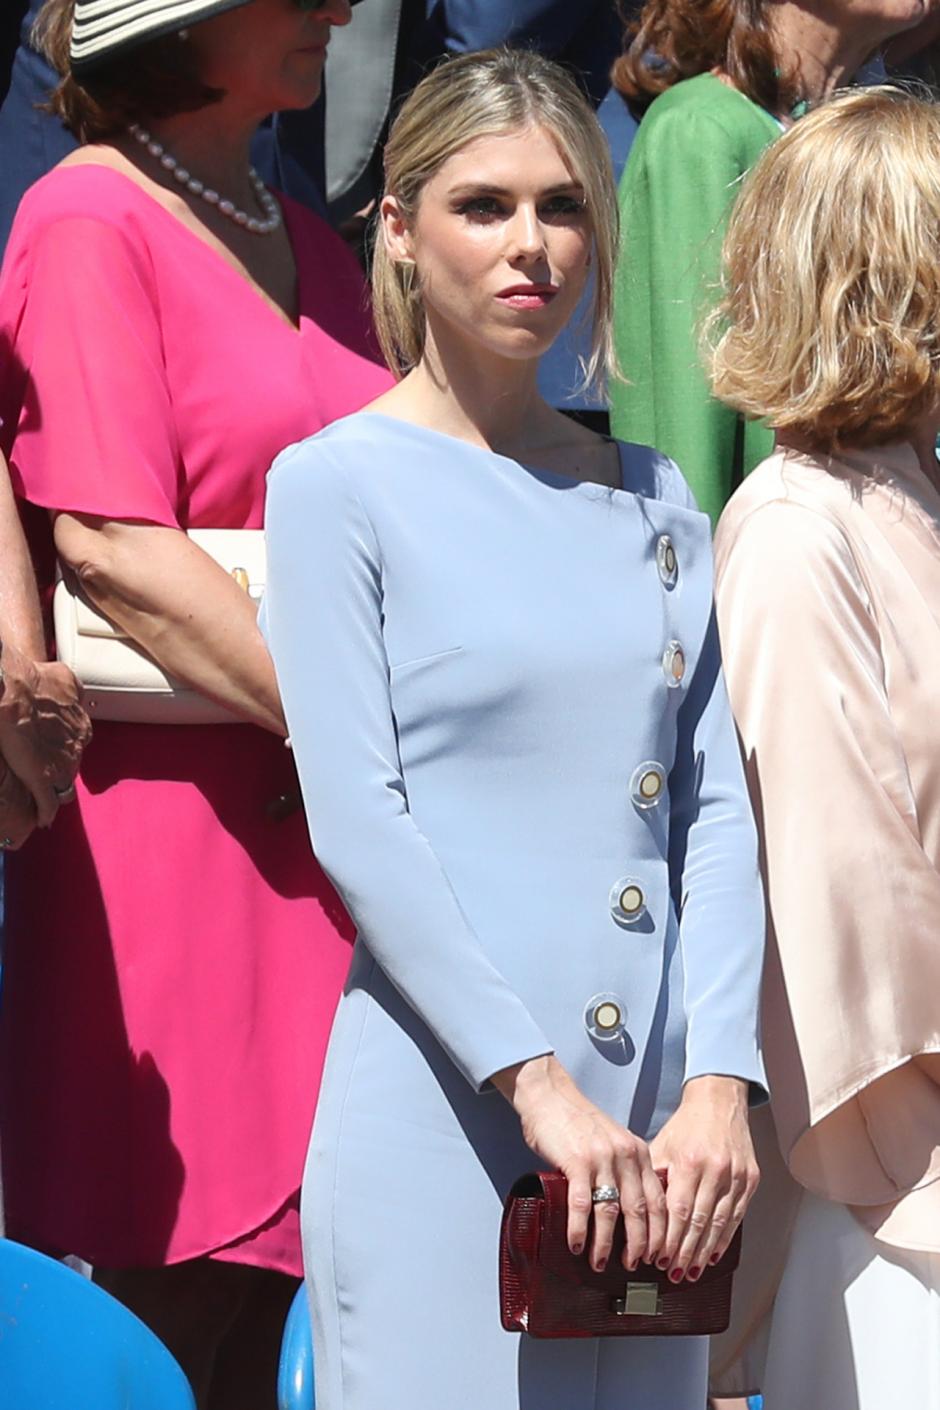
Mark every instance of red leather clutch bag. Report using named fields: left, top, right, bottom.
left=499, top=1171, right=742, bottom=1339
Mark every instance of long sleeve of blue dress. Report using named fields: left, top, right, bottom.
left=261, top=444, right=553, bottom=1093
left=648, top=461, right=766, bottom=1098
left=670, top=607, right=767, bottom=1096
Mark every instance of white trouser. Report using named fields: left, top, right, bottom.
left=762, top=1189, right=940, bottom=1410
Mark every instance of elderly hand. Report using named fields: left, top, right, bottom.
left=0, top=643, right=92, bottom=826
left=648, top=1075, right=759, bottom=1284
left=493, top=1054, right=667, bottom=1273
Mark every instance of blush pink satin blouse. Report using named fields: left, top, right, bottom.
left=714, top=442, right=940, bottom=1252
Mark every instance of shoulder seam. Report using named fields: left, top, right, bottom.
left=20, top=205, right=159, bottom=273
left=725, top=497, right=877, bottom=616
left=616, top=440, right=700, bottom=513
left=330, top=454, right=385, bottom=579
left=272, top=440, right=385, bottom=579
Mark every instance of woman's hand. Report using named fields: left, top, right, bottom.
left=0, top=644, right=91, bottom=826
left=648, top=1075, right=759, bottom=1283
left=492, top=1054, right=667, bottom=1273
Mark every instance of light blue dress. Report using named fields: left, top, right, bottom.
left=261, top=414, right=766, bottom=1410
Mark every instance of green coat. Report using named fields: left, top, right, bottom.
left=610, top=73, right=780, bottom=525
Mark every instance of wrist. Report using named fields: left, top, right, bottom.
left=491, top=1053, right=560, bottom=1115
left=681, top=1074, right=750, bottom=1112
left=0, top=642, right=38, bottom=704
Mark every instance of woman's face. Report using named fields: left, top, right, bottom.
left=385, top=124, right=594, bottom=367
left=190, top=0, right=352, bottom=115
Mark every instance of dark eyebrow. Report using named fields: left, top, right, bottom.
left=447, top=182, right=586, bottom=199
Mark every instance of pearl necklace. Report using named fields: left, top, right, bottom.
left=129, top=124, right=282, bottom=236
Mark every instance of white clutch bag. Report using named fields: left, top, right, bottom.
left=53, top=528, right=267, bottom=725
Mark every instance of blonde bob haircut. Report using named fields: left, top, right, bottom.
left=372, top=47, right=619, bottom=392
left=708, top=87, right=940, bottom=451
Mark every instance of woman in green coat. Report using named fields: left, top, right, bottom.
left=609, top=0, right=928, bottom=526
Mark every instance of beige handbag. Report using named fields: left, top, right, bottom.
left=53, top=528, right=266, bottom=725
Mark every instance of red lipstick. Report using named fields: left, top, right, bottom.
left=496, top=283, right=558, bottom=310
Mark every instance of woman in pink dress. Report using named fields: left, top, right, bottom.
left=0, top=0, right=390, bottom=1404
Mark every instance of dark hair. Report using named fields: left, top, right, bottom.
left=611, top=0, right=794, bottom=115
left=34, top=0, right=223, bottom=144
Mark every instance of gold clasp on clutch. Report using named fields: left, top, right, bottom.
left=611, top=1283, right=662, bottom=1317
left=230, top=567, right=250, bottom=593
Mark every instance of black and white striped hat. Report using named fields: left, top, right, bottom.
left=70, top=0, right=254, bottom=75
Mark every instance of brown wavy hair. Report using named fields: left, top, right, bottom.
left=612, top=0, right=792, bottom=114
left=34, top=0, right=222, bottom=144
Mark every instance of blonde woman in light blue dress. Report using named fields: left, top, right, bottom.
left=261, top=48, right=766, bottom=1410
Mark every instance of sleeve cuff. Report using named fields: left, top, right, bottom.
left=465, top=1027, right=555, bottom=1096
left=684, top=1030, right=768, bottom=1107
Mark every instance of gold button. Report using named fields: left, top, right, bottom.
left=610, top=877, right=649, bottom=927
left=594, top=1001, right=622, bottom=1031
left=619, top=885, right=644, bottom=916
left=631, top=761, right=666, bottom=810
left=656, top=535, right=678, bottom=587
left=662, top=641, right=686, bottom=687
left=585, top=991, right=627, bottom=1041
left=640, top=771, right=662, bottom=801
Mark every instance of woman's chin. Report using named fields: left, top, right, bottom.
left=269, top=73, right=325, bottom=113
left=468, top=323, right=567, bottom=365
left=497, top=332, right=566, bottom=364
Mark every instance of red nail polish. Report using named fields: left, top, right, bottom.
left=572, top=1243, right=584, bottom=1256
left=669, top=1267, right=684, bottom=1283
left=709, top=1252, right=721, bottom=1265
left=688, top=1266, right=702, bottom=1281
left=596, top=1257, right=607, bottom=1272
left=656, top=1257, right=670, bottom=1270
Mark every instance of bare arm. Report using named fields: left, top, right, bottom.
left=0, top=457, right=91, bottom=831
left=54, top=513, right=285, bottom=735
left=0, top=452, right=44, bottom=661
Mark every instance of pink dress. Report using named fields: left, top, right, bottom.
left=0, top=165, right=393, bottom=1273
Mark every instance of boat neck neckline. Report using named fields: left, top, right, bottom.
left=353, top=412, right=636, bottom=500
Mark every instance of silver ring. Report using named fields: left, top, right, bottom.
left=591, top=1185, right=620, bottom=1204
